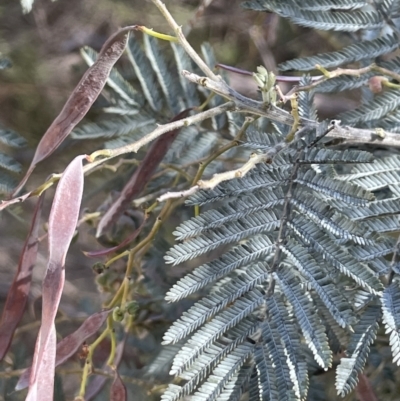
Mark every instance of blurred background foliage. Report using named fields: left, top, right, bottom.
left=0, top=0, right=392, bottom=400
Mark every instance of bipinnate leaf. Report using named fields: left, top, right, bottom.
left=12, top=26, right=135, bottom=197
left=110, top=370, right=127, bottom=401
left=25, top=155, right=85, bottom=401
left=16, top=309, right=110, bottom=390
left=0, top=195, right=44, bottom=360
left=96, top=109, right=191, bottom=237
left=336, top=303, right=380, bottom=396
left=0, top=125, right=27, bottom=147
left=381, top=281, right=400, bottom=365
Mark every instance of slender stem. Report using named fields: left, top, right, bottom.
left=107, top=328, right=117, bottom=366
left=158, top=186, right=200, bottom=202
left=53, top=367, right=153, bottom=386
left=193, top=117, right=254, bottom=184
left=292, top=63, right=400, bottom=94
left=158, top=139, right=288, bottom=201
left=104, top=250, right=129, bottom=268
left=121, top=251, right=135, bottom=306
left=78, top=360, right=91, bottom=398
left=154, top=164, right=192, bottom=182
left=137, top=25, right=179, bottom=42
left=88, top=102, right=234, bottom=165
left=78, top=320, right=111, bottom=398
left=105, top=279, right=127, bottom=309
left=151, top=0, right=219, bottom=80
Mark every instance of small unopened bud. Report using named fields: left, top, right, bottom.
left=92, top=262, right=106, bottom=275
left=112, top=306, right=124, bottom=322
left=125, top=301, right=139, bottom=316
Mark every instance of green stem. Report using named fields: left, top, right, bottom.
left=78, top=322, right=111, bottom=398
left=105, top=315, right=116, bottom=366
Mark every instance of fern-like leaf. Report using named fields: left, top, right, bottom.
left=171, top=43, right=200, bottom=108
left=0, top=125, right=27, bottom=147
left=217, top=365, right=253, bottom=401
left=144, top=35, right=183, bottom=115
left=173, top=190, right=284, bottom=240
left=293, top=0, right=366, bottom=11
left=71, top=115, right=154, bottom=140
left=295, top=169, right=374, bottom=205
left=381, top=280, right=400, bottom=365
left=188, top=343, right=254, bottom=401
left=339, top=89, right=400, bottom=124
left=165, top=235, right=275, bottom=302
left=279, top=34, right=398, bottom=71
left=282, top=239, right=356, bottom=328
left=301, top=148, right=373, bottom=165
left=243, top=1, right=383, bottom=32
left=336, top=302, right=381, bottom=396
left=253, top=344, right=279, bottom=401
left=126, top=36, right=163, bottom=111
left=186, top=164, right=290, bottom=205
left=167, top=291, right=264, bottom=374
left=0, top=153, right=22, bottom=174
left=201, top=43, right=227, bottom=130
left=274, top=269, right=332, bottom=370
left=260, top=319, right=298, bottom=400
left=165, top=210, right=280, bottom=265
left=164, top=263, right=269, bottom=343
left=266, top=294, right=309, bottom=399
left=0, top=173, right=18, bottom=195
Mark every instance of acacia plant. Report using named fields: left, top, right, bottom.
left=2, top=0, right=400, bottom=400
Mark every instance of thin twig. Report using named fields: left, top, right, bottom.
left=157, top=141, right=287, bottom=201
left=182, top=70, right=318, bottom=127
left=181, top=71, right=400, bottom=148
left=197, top=152, right=267, bottom=190
left=87, top=102, right=234, bottom=169
left=151, top=0, right=219, bottom=80
left=157, top=186, right=200, bottom=202
left=291, top=63, right=400, bottom=94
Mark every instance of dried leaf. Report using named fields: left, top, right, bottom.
left=25, top=155, right=85, bottom=401
left=96, top=109, right=191, bottom=237
left=356, top=373, right=379, bottom=401
left=12, top=26, right=136, bottom=197
left=55, top=309, right=110, bottom=364
left=86, top=336, right=126, bottom=400
left=16, top=309, right=110, bottom=390
left=85, top=217, right=146, bottom=258
left=110, top=370, right=127, bottom=401
left=0, top=195, right=44, bottom=360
